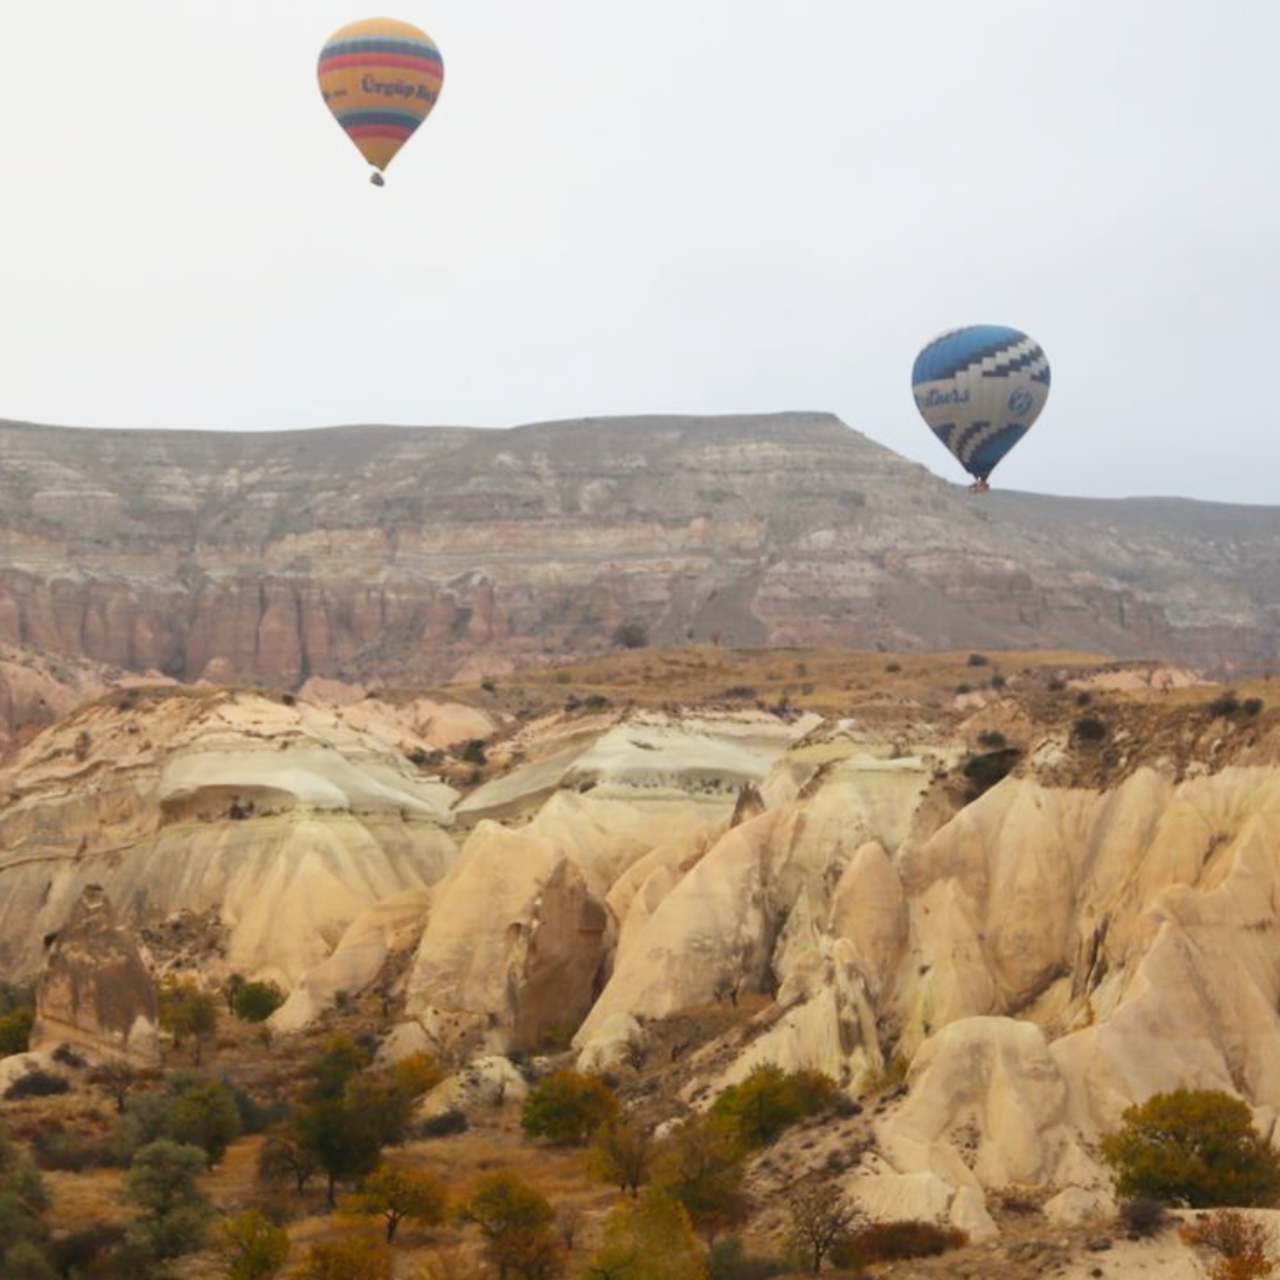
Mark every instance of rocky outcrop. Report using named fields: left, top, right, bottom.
left=0, top=415, right=1277, bottom=694
left=0, top=689, right=459, bottom=985
left=271, top=888, right=432, bottom=1033
left=32, top=885, right=159, bottom=1064
left=404, top=823, right=609, bottom=1056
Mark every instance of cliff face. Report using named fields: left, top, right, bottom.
left=1, top=413, right=1277, bottom=687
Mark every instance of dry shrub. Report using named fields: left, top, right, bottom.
left=838, top=1220, right=967, bottom=1265
left=1119, top=1196, right=1168, bottom=1237
left=1181, top=1210, right=1280, bottom=1280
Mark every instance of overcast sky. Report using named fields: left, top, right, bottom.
left=2, top=2, right=1277, bottom=503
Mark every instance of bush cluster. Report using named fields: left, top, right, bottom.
left=711, top=1065, right=838, bottom=1148
left=5, top=1070, right=70, bottom=1100
left=1100, top=1089, right=1280, bottom=1208
left=834, top=1219, right=967, bottom=1267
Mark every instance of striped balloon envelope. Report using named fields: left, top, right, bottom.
left=910, top=325, right=1051, bottom=491
left=317, top=18, right=444, bottom=181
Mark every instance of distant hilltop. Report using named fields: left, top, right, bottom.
left=0, top=412, right=1276, bottom=686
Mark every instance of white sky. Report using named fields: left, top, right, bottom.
left=1, top=1, right=1277, bottom=503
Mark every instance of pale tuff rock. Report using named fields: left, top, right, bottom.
left=575, top=1013, right=646, bottom=1075
left=843, top=1171, right=998, bottom=1243
left=827, top=841, right=908, bottom=1000
left=580, top=743, right=933, bottom=1050
left=272, top=887, right=432, bottom=1033
left=714, top=939, right=883, bottom=1091
left=604, top=823, right=724, bottom=963
left=525, top=791, right=721, bottom=905
left=876, top=1017, right=1103, bottom=1194
left=32, top=884, right=159, bottom=1065
left=405, top=821, right=609, bottom=1054
left=1043, top=1186, right=1115, bottom=1226
left=0, top=692, right=458, bottom=984
left=576, top=809, right=789, bottom=1043
left=457, top=710, right=804, bottom=828
left=416, top=1055, right=529, bottom=1120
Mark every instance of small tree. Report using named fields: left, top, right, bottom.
left=259, top=1126, right=321, bottom=1197
left=784, top=1182, right=859, bottom=1275
left=391, top=1052, right=445, bottom=1102
left=4, top=1241, right=57, bottom=1280
left=467, top=1171, right=565, bottom=1280
left=297, top=1095, right=384, bottom=1209
left=0, top=1129, right=51, bottom=1269
left=653, top=1116, right=749, bottom=1241
left=158, top=981, right=219, bottom=1064
left=221, top=1210, right=289, bottom=1280
left=306, top=1035, right=371, bottom=1102
left=91, top=1059, right=137, bottom=1114
left=521, top=1071, right=620, bottom=1147
left=0, top=1006, right=35, bottom=1057
left=122, top=1140, right=212, bottom=1260
left=346, top=1164, right=448, bottom=1243
left=711, top=1065, right=837, bottom=1148
left=590, top=1119, right=654, bottom=1199
left=169, top=1079, right=242, bottom=1164
left=1100, top=1090, right=1280, bottom=1208
left=232, top=981, right=286, bottom=1023
left=583, top=1188, right=706, bottom=1280
left=223, top=973, right=247, bottom=1012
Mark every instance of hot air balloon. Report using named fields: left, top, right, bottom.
left=911, top=325, right=1051, bottom=492
left=317, top=18, right=444, bottom=184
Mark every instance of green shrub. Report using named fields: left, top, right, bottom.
left=169, top=1079, right=242, bottom=1165
left=1100, top=1089, right=1280, bottom=1207
left=5, top=1070, right=69, bottom=1100
left=521, top=1071, right=619, bottom=1147
left=710, top=1065, right=838, bottom=1148
left=1209, top=692, right=1241, bottom=718
left=961, top=748, right=1021, bottom=801
left=0, top=1007, right=34, bottom=1057
left=233, top=981, right=286, bottom=1023
left=1073, top=714, right=1107, bottom=742
left=31, top=1126, right=110, bottom=1172
left=613, top=622, right=649, bottom=650
left=654, top=1115, right=749, bottom=1240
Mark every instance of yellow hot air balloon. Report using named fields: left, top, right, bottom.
left=317, top=18, right=444, bottom=183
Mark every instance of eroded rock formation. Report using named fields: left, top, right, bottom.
left=32, top=884, right=159, bottom=1064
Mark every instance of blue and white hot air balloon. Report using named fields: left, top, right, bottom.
left=911, top=325, right=1051, bottom=492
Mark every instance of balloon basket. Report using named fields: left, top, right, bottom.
left=370, top=172, right=385, bottom=187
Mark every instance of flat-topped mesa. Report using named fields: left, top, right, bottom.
left=32, top=884, right=159, bottom=1065
left=0, top=414, right=1276, bottom=686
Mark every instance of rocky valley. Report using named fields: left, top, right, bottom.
left=4, top=414, right=1280, bottom=1275
left=2, top=646, right=1280, bottom=1276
